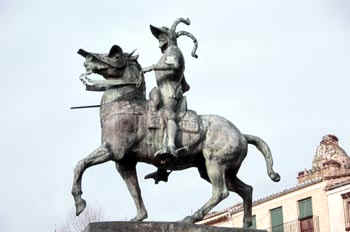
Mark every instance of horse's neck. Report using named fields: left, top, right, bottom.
left=101, top=86, right=142, bottom=104
left=101, top=63, right=146, bottom=104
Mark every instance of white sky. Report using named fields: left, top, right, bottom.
left=0, top=0, right=349, bottom=231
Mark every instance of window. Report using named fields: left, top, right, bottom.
left=298, top=197, right=313, bottom=219
left=248, top=215, right=256, bottom=229
left=298, top=197, right=314, bottom=232
left=341, top=192, right=350, bottom=231
left=270, top=207, right=284, bottom=232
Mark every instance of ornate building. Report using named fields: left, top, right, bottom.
left=197, top=135, right=350, bottom=232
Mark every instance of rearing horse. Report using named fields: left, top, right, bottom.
left=71, top=45, right=280, bottom=228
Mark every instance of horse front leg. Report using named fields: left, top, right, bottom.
left=115, top=160, right=148, bottom=221
left=71, top=143, right=112, bottom=216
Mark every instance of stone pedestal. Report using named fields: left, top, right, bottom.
left=83, top=221, right=266, bottom=232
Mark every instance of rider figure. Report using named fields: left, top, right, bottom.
left=143, top=18, right=198, bottom=158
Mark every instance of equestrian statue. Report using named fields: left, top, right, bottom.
left=71, top=17, right=280, bottom=228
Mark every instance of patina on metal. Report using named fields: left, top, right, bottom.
left=71, top=18, right=280, bottom=229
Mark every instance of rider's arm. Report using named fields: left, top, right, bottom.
left=143, top=55, right=180, bottom=73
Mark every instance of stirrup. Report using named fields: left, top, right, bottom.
left=155, top=145, right=177, bottom=159
left=154, top=146, right=188, bottom=160
left=144, top=169, right=172, bottom=184
left=175, top=146, right=188, bottom=154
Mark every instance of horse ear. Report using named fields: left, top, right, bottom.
left=108, top=45, right=123, bottom=57
left=128, top=49, right=137, bottom=57
left=77, top=49, right=89, bottom=57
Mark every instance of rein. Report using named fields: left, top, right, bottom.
left=71, top=81, right=145, bottom=110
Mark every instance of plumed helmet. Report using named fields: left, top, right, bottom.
left=149, top=17, right=199, bottom=58
left=150, top=25, right=170, bottom=39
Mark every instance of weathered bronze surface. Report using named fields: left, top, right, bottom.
left=71, top=18, right=280, bottom=228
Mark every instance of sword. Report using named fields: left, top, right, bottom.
left=70, top=104, right=101, bottom=110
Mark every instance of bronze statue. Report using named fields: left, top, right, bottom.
left=71, top=18, right=280, bottom=228
left=142, top=17, right=197, bottom=158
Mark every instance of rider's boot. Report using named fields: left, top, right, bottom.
left=154, top=119, right=180, bottom=159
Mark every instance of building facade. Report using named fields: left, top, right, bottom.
left=197, top=135, right=350, bottom=232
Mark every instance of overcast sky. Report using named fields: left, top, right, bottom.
left=1, top=0, right=349, bottom=231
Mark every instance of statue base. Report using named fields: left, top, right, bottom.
left=83, top=221, right=266, bottom=232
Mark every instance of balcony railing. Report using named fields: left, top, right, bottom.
left=264, top=216, right=319, bottom=232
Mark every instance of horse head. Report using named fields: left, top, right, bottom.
left=78, top=45, right=139, bottom=78
left=77, top=45, right=145, bottom=95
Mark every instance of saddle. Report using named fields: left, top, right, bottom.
left=146, top=88, right=201, bottom=151
left=146, top=86, right=199, bottom=133
left=147, top=109, right=200, bottom=134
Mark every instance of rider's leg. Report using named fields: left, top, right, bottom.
left=167, top=118, right=177, bottom=155
left=163, top=97, right=178, bottom=156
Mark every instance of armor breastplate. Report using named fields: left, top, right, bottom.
left=155, top=46, right=185, bottom=99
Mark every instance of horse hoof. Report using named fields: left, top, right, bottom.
left=130, top=212, right=148, bottom=221
left=272, top=172, right=281, bottom=182
left=182, top=216, right=195, bottom=224
left=75, top=199, right=86, bottom=216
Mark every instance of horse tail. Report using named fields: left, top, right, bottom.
left=244, top=134, right=280, bottom=182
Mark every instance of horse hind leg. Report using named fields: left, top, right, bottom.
left=227, top=175, right=253, bottom=228
left=71, top=142, right=112, bottom=216
left=183, top=158, right=229, bottom=223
